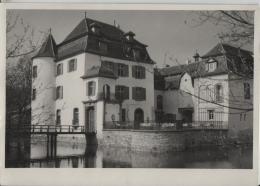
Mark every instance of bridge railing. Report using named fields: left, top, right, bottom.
left=103, top=120, right=228, bottom=130
left=6, top=125, right=87, bottom=133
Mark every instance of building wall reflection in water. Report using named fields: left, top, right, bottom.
left=6, top=136, right=252, bottom=169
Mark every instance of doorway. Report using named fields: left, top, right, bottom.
left=85, top=107, right=95, bottom=133
left=134, top=108, right=144, bottom=129
left=179, top=108, right=193, bottom=123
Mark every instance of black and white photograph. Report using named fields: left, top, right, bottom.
left=5, top=8, right=255, bottom=169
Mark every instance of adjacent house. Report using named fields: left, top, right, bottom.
left=155, top=43, right=253, bottom=138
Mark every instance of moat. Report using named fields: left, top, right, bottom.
left=6, top=140, right=253, bottom=168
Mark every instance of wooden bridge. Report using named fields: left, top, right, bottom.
left=6, top=124, right=95, bottom=135
left=6, top=124, right=97, bottom=158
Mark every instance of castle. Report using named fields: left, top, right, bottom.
left=31, top=16, right=253, bottom=141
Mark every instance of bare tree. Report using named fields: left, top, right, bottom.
left=7, top=12, right=39, bottom=58
left=6, top=12, right=47, bottom=127
left=194, top=11, right=254, bottom=46
left=6, top=55, right=32, bottom=126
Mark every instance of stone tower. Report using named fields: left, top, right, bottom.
left=31, top=33, right=56, bottom=125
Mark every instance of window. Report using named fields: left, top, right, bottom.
left=165, top=113, right=176, bottom=123
left=133, top=49, right=141, bottom=61
left=118, top=63, right=129, bottom=77
left=157, top=95, right=163, bottom=110
left=115, top=85, right=129, bottom=100
left=87, top=81, right=96, bottom=96
left=56, top=110, right=61, bottom=125
left=56, top=63, right=63, bottom=76
left=244, top=83, right=250, bottom=99
left=215, top=84, right=223, bottom=103
left=73, top=108, right=79, bottom=126
left=68, top=58, right=77, bottom=72
left=240, top=113, right=243, bottom=121
left=155, top=111, right=164, bottom=123
left=32, top=66, right=37, bottom=78
left=244, top=113, right=247, bottom=121
left=91, top=24, right=101, bottom=34
left=103, top=84, right=110, bottom=100
left=32, top=88, right=36, bottom=100
left=206, top=59, right=217, bottom=72
left=208, top=110, right=214, bottom=120
left=132, top=87, right=146, bottom=101
left=132, top=65, right=145, bottom=79
left=102, top=61, right=116, bottom=75
left=125, top=46, right=132, bottom=58
left=121, top=108, right=126, bottom=122
left=118, top=64, right=124, bottom=76
left=102, top=61, right=114, bottom=71
left=99, top=42, right=108, bottom=53
left=56, top=86, right=63, bottom=99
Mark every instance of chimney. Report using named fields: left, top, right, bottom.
left=193, top=51, right=200, bottom=62
left=186, top=58, right=192, bottom=64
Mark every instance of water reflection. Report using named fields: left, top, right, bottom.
left=6, top=137, right=252, bottom=169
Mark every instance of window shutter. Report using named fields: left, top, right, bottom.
left=132, top=66, right=136, bottom=78
left=142, top=87, right=146, bottom=100
left=122, top=64, right=128, bottom=77
left=56, top=87, right=59, bottom=100
left=132, top=87, right=136, bottom=100
left=74, top=60, right=77, bottom=71
left=53, top=87, right=56, bottom=100
left=114, top=63, right=118, bottom=76
left=93, top=81, right=96, bottom=95
left=67, top=61, right=70, bottom=72
left=124, top=86, right=129, bottom=99
left=61, top=63, right=63, bottom=74
left=86, top=82, right=89, bottom=96
left=61, top=86, right=63, bottom=99
left=142, top=66, right=146, bottom=79
left=115, top=85, right=120, bottom=100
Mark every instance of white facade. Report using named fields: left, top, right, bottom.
left=193, top=74, right=229, bottom=124
left=155, top=73, right=194, bottom=121
left=32, top=51, right=154, bottom=139
left=228, top=75, right=253, bottom=137
left=31, top=57, right=56, bottom=125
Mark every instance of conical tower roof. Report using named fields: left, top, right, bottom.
left=33, top=33, right=57, bottom=59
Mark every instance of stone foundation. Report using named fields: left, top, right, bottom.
left=102, top=129, right=228, bottom=152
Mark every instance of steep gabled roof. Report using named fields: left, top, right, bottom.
left=81, top=65, right=118, bottom=79
left=158, top=62, right=201, bottom=77
left=62, top=19, right=89, bottom=43
left=62, top=17, right=125, bottom=44
left=33, top=33, right=56, bottom=59
left=55, top=17, right=152, bottom=63
left=165, top=74, right=183, bottom=90
left=158, top=43, right=253, bottom=79
left=202, top=43, right=253, bottom=59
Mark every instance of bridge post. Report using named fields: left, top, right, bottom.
left=46, top=134, right=57, bottom=158
left=85, top=133, right=98, bottom=146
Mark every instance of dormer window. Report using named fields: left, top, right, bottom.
left=133, top=49, right=140, bottom=61
left=206, top=59, right=217, bottom=72
left=90, top=22, right=101, bottom=35
left=91, top=27, right=96, bottom=33
left=99, top=41, right=108, bottom=53
left=124, top=31, right=135, bottom=41
left=125, top=46, right=132, bottom=58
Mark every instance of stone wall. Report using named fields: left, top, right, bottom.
left=102, top=129, right=228, bottom=152
left=102, top=130, right=132, bottom=149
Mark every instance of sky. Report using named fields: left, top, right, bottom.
left=8, top=10, right=253, bottom=67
